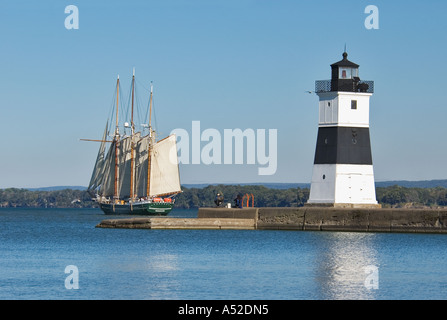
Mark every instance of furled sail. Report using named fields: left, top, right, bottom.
left=99, top=140, right=117, bottom=198
left=117, top=135, right=133, bottom=199
left=149, top=134, right=181, bottom=196
left=134, top=134, right=150, bottom=197
left=88, top=122, right=108, bottom=192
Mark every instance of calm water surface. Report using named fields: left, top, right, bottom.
left=0, top=208, right=446, bottom=300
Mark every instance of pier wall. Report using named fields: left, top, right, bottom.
left=197, top=208, right=258, bottom=219
left=96, top=207, right=447, bottom=233
left=256, top=207, right=447, bottom=233
left=197, top=207, right=447, bottom=233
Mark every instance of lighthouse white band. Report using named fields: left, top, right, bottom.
left=317, top=91, right=372, bottom=128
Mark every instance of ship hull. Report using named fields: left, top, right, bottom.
left=99, top=202, right=173, bottom=215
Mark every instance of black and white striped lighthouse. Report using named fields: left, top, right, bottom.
left=307, top=51, right=380, bottom=208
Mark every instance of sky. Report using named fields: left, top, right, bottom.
left=0, top=0, right=447, bottom=188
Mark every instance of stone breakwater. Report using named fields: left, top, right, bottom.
left=96, top=216, right=255, bottom=230
left=96, top=207, right=447, bottom=233
left=255, top=207, right=447, bottom=233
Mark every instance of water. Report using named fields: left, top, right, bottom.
left=1, top=207, right=447, bottom=300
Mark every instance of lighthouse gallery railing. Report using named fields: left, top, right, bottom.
left=315, top=80, right=374, bottom=94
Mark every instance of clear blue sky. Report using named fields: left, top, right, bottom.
left=1, top=0, right=446, bottom=188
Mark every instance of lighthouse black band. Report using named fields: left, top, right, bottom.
left=313, top=126, right=373, bottom=165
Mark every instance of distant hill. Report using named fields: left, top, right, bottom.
left=26, top=186, right=88, bottom=191
left=375, top=180, right=447, bottom=188
left=182, top=183, right=310, bottom=190
left=23, top=180, right=447, bottom=191
left=183, top=180, right=447, bottom=190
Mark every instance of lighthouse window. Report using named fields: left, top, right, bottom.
left=351, top=100, right=357, bottom=109
left=339, top=68, right=352, bottom=79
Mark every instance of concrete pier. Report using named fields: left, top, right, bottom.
left=97, top=217, right=255, bottom=230
left=256, top=207, right=447, bottom=233
left=95, top=207, right=447, bottom=234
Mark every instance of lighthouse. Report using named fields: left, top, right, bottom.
left=307, top=51, right=380, bottom=208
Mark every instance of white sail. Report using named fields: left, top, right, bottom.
left=149, top=134, right=181, bottom=197
left=134, top=134, right=150, bottom=197
left=96, top=132, right=182, bottom=199
left=116, top=134, right=137, bottom=199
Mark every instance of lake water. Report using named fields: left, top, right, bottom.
left=0, top=207, right=446, bottom=300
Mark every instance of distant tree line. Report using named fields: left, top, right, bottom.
left=375, top=185, right=447, bottom=208
left=174, top=185, right=309, bottom=208
left=1, top=185, right=447, bottom=209
left=0, top=188, right=94, bottom=208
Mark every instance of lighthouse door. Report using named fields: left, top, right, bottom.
left=336, top=173, right=363, bottom=203
left=348, top=174, right=372, bottom=203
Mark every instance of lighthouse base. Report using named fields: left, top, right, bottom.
left=304, top=202, right=382, bottom=209
left=307, top=164, right=379, bottom=207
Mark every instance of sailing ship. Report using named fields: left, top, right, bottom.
left=84, top=70, right=182, bottom=215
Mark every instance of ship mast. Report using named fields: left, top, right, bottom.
left=130, top=68, right=136, bottom=202
left=114, top=75, right=120, bottom=202
left=146, top=82, right=153, bottom=198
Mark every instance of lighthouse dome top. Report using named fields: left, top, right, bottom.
left=331, top=52, right=359, bottom=68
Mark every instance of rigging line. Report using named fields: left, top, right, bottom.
left=139, top=86, right=149, bottom=134
left=115, top=81, right=126, bottom=138
left=146, top=81, right=158, bottom=135
left=134, top=84, right=144, bottom=132
left=135, top=79, right=157, bottom=132
left=134, top=78, right=162, bottom=137
left=135, top=78, right=152, bottom=93
left=135, top=79, right=153, bottom=135
left=143, top=98, right=150, bottom=132
left=118, top=80, right=125, bottom=122
left=106, top=80, right=121, bottom=139
left=106, top=104, right=114, bottom=139
left=123, top=79, right=133, bottom=136
left=143, top=94, right=151, bottom=136
left=152, top=98, right=158, bottom=136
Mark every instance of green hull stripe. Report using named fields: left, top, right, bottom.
left=100, top=202, right=173, bottom=215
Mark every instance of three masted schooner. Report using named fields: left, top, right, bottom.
left=84, top=70, right=182, bottom=215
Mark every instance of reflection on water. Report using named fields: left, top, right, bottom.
left=146, top=254, right=179, bottom=272
left=92, top=251, right=181, bottom=299
left=144, top=254, right=180, bottom=299
left=315, top=232, right=379, bottom=300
